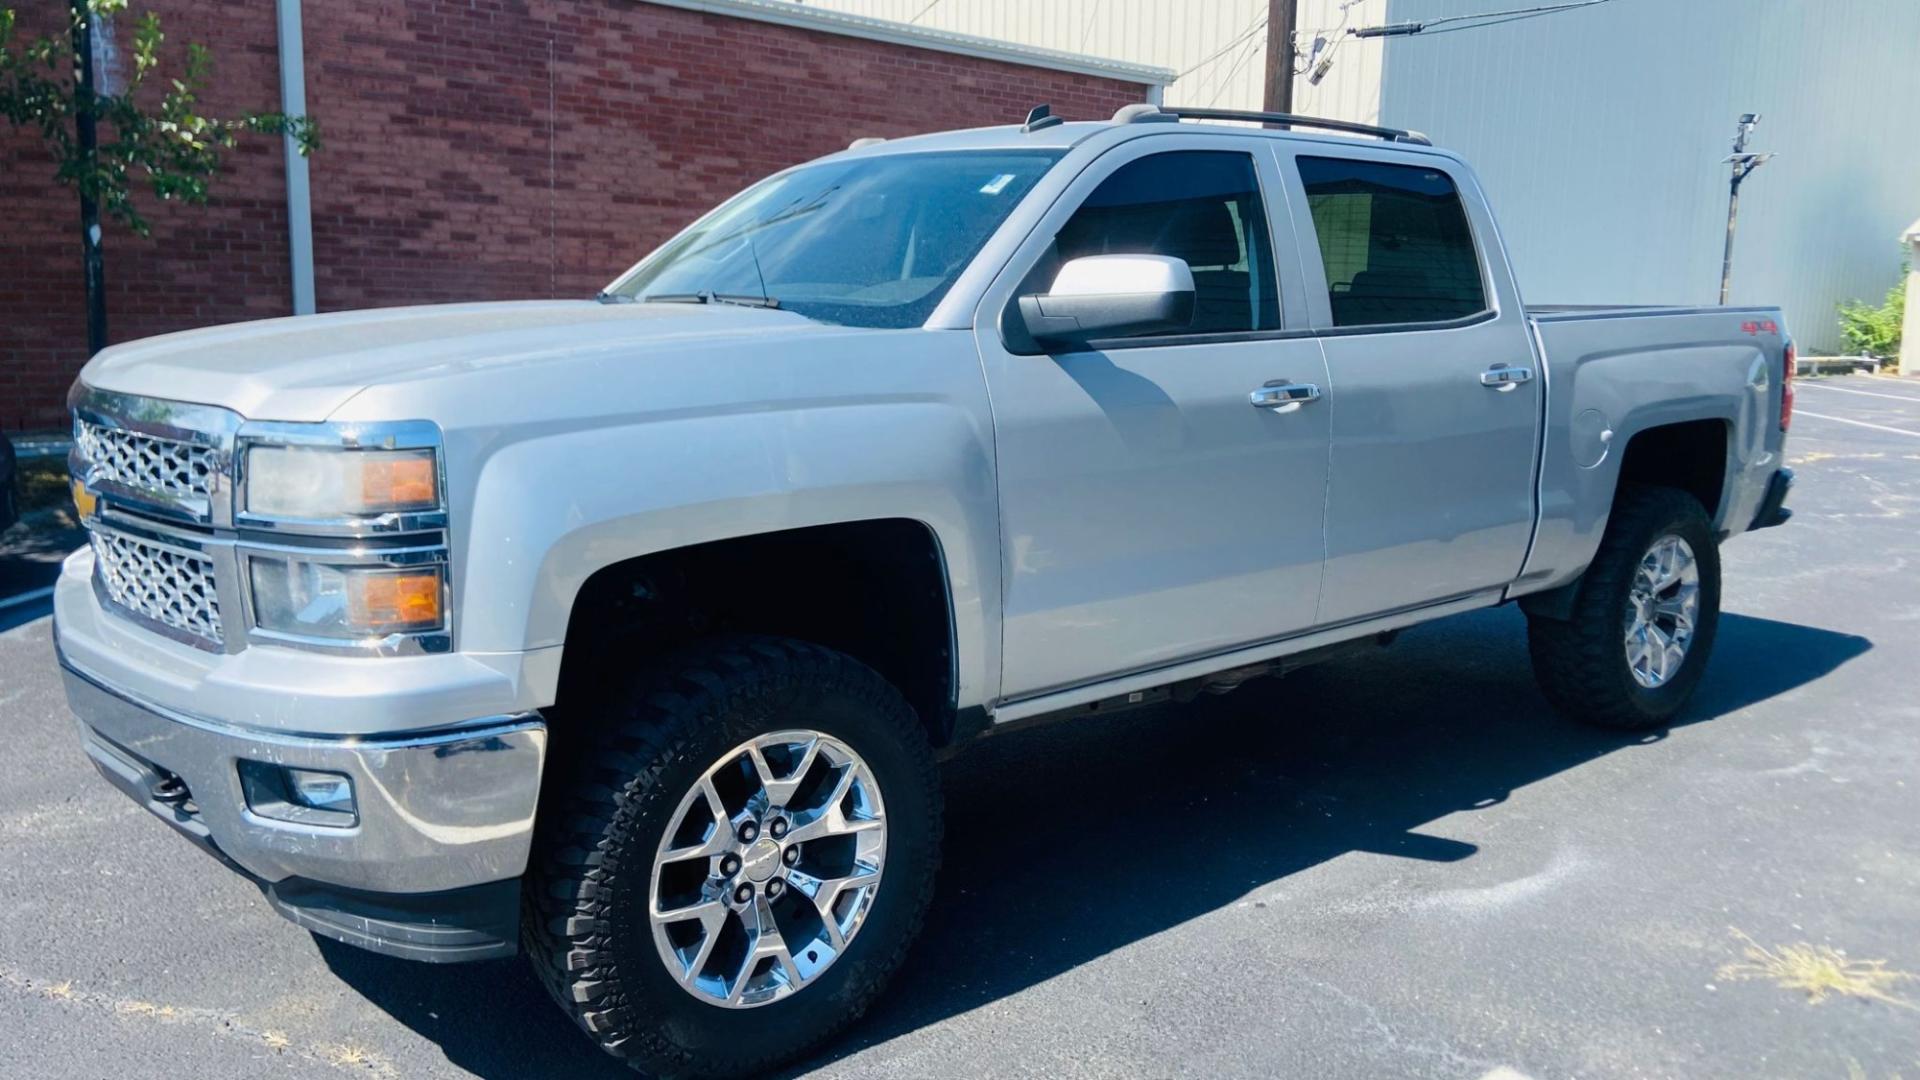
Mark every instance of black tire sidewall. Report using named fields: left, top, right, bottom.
left=593, top=649, right=938, bottom=1068
left=1587, top=493, right=1722, bottom=723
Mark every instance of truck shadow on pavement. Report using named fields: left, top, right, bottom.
left=316, top=605, right=1868, bottom=1079
left=0, top=520, right=84, bottom=634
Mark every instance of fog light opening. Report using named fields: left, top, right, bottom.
left=238, top=760, right=358, bottom=828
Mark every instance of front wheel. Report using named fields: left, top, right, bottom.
left=1527, top=485, right=1722, bottom=730
left=524, top=636, right=942, bottom=1077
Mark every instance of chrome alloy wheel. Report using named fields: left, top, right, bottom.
left=1624, top=534, right=1701, bottom=689
left=648, top=730, right=886, bottom=1008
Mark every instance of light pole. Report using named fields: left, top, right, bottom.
left=1720, top=113, right=1773, bottom=306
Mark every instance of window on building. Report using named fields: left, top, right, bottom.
left=1046, top=150, right=1281, bottom=337
left=1297, top=156, right=1486, bottom=327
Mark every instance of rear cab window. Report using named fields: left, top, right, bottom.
left=1296, top=156, right=1487, bottom=328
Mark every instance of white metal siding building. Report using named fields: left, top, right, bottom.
left=803, top=0, right=1920, bottom=352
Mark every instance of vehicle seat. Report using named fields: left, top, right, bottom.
left=1056, top=196, right=1256, bottom=334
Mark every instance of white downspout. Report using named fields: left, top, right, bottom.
left=275, top=0, right=316, bottom=315
left=1901, top=218, right=1919, bottom=377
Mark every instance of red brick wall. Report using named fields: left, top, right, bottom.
left=0, top=0, right=1149, bottom=431
left=1, top=0, right=291, bottom=432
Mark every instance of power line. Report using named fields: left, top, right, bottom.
left=1077, top=0, right=1106, bottom=52
left=907, top=0, right=945, bottom=25
left=1295, top=0, right=1368, bottom=80
left=1353, top=0, right=1613, bottom=38
left=1415, top=1, right=1611, bottom=35
left=1422, top=0, right=1611, bottom=31
left=1176, top=13, right=1268, bottom=79
left=1206, top=30, right=1267, bottom=106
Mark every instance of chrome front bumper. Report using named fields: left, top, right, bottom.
left=61, top=655, right=546, bottom=959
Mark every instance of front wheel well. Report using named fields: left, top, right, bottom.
left=553, top=519, right=959, bottom=748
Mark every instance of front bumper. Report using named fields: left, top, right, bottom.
left=61, top=655, right=546, bottom=961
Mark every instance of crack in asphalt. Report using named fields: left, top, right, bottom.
left=0, top=966, right=398, bottom=1078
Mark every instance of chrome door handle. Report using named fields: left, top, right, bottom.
left=1480, top=365, right=1534, bottom=391
left=1250, top=382, right=1322, bottom=412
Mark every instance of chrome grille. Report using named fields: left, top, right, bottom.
left=76, top=420, right=216, bottom=500
left=89, top=530, right=224, bottom=645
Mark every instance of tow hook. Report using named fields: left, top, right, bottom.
left=150, top=772, right=190, bottom=804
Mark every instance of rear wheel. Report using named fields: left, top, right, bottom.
left=1527, top=485, right=1721, bottom=730
left=524, top=636, right=942, bottom=1077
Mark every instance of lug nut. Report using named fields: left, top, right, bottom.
left=720, top=854, right=741, bottom=876
left=737, top=821, right=759, bottom=843
left=782, top=846, right=800, bottom=866
left=766, top=880, right=785, bottom=899
left=769, top=818, right=789, bottom=839
left=734, top=883, right=754, bottom=904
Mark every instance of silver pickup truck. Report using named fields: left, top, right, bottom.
left=54, top=105, right=1794, bottom=1076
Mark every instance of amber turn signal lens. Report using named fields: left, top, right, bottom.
left=347, top=570, right=444, bottom=634
left=71, top=478, right=98, bottom=520
left=361, top=454, right=438, bottom=511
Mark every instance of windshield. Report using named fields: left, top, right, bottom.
left=605, top=150, right=1063, bottom=328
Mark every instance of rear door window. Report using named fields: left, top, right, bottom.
left=1297, top=156, right=1486, bottom=327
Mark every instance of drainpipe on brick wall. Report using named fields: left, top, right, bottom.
left=276, top=0, right=316, bottom=315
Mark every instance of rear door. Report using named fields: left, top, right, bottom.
left=1274, top=146, right=1542, bottom=624
left=974, top=136, right=1331, bottom=700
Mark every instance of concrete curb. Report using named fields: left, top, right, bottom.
left=1797, top=356, right=1888, bottom=376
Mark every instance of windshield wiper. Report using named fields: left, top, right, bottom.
left=640, top=291, right=780, bottom=309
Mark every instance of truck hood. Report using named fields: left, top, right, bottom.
left=78, top=300, right=827, bottom=422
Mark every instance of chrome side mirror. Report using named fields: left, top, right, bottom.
left=1016, top=255, right=1195, bottom=346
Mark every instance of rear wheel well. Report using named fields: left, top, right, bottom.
left=553, top=520, right=959, bottom=748
left=1616, top=419, right=1728, bottom=521
left=1519, top=419, right=1730, bottom=623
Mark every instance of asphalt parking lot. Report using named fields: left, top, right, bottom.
left=2, top=373, right=1918, bottom=1079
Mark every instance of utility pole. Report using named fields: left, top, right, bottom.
left=1263, top=0, right=1297, bottom=113
left=71, top=6, right=108, bottom=356
left=1719, top=112, right=1773, bottom=306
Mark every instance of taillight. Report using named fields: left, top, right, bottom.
left=1780, top=340, right=1795, bottom=430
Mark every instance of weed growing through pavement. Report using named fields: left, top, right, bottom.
left=1717, top=928, right=1917, bottom=1008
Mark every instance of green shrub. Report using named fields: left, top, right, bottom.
left=1837, top=267, right=1905, bottom=365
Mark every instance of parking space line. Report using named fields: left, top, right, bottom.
left=1798, top=382, right=1920, bottom=404
left=1794, top=410, right=1920, bottom=438
left=0, top=586, right=57, bottom=612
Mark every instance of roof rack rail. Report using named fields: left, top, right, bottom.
left=1116, top=104, right=1431, bottom=146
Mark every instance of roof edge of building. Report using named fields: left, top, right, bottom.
left=638, top=0, right=1176, bottom=87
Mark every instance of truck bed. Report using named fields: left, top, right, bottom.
left=1514, top=302, right=1790, bottom=598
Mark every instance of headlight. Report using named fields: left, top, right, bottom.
left=245, top=446, right=439, bottom=519
left=249, top=559, right=446, bottom=639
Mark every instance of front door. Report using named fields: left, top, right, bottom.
left=1280, top=148, right=1542, bottom=624
left=975, top=141, right=1331, bottom=701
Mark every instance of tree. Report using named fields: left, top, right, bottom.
left=0, top=1, right=319, bottom=354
